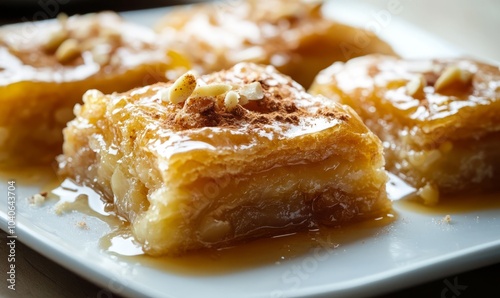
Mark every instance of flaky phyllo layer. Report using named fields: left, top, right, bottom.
left=59, top=63, right=389, bottom=255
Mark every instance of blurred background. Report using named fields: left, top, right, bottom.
left=1, top=0, right=498, bottom=62
left=0, top=0, right=197, bottom=24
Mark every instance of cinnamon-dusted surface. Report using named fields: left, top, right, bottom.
left=118, top=63, right=350, bottom=132
left=162, top=64, right=349, bottom=129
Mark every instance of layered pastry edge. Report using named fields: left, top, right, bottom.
left=58, top=62, right=390, bottom=255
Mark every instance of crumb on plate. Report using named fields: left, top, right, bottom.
left=76, top=221, right=89, bottom=230
left=28, top=191, right=48, bottom=206
left=54, top=201, right=70, bottom=215
left=443, top=214, right=452, bottom=224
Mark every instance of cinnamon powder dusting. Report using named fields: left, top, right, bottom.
left=162, top=63, right=349, bottom=131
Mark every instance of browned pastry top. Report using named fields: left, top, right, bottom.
left=313, top=55, right=500, bottom=143
left=92, top=62, right=351, bottom=135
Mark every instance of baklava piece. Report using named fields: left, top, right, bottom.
left=0, top=12, right=184, bottom=165
left=58, top=63, right=390, bottom=256
left=155, top=0, right=395, bottom=88
left=310, top=55, right=500, bottom=204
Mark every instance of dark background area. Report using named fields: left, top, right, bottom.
left=0, top=0, right=196, bottom=25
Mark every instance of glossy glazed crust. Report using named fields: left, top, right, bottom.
left=310, top=55, right=500, bottom=200
left=155, top=0, right=396, bottom=88
left=59, top=63, right=390, bottom=255
left=0, top=12, right=171, bottom=83
left=0, top=12, right=177, bottom=165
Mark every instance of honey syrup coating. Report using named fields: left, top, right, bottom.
left=59, top=62, right=390, bottom=255
left=0, top=12, right=183, bottom=165
left=310, top=54, right=500, bottom=202
left=155, top=0, right=396, bottom=88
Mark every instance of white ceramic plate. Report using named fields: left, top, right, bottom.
left=1, top=2, right=500, bottom=298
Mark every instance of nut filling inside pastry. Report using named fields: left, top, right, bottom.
left=59, top=63, right=389, bottom=256
left=310, top=55, right=500, bottom=204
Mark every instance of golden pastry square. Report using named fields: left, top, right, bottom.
left=59, top=63, right=390, bottom=256
left=155, top=0, right=395, bottom=88
left=0, top=12, right=182, bottom=165
left=310, top=55, right=500, bottom=204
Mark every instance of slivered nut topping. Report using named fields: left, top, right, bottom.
left=45, top=13, right=69, bottom=52
left=168, top=72, right=197, bottom=104
left=158, top=88, right=170, bottom=102
left=159, top=74, right=264, bottom=110
left=224, top=91, right=240, bottom=111
left=100, top=27, right=122, bottom=43
left=46, top=13, right=124, bottom=65
left=55, top=38, right=81, bottom=64
left=434, top=65, right=473, bottom=92
left=406, top=74, right=426, bottom=97
left=91, top=46, right=111, bottom=65
left=239, top=82, right=264, bottom=101
left=45, top=30, right=68, bottom=52
left=191, top=84, right=232, bottom=98
left=57, top=12, right=68, bottom=25
left=238, top=95, right=249, bottom=106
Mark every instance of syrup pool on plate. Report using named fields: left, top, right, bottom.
left=41, top=175, right=396, bottom=275
left=9, top=166, right=499, bottom=276
left=98, top=213, right=395, bottom=275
